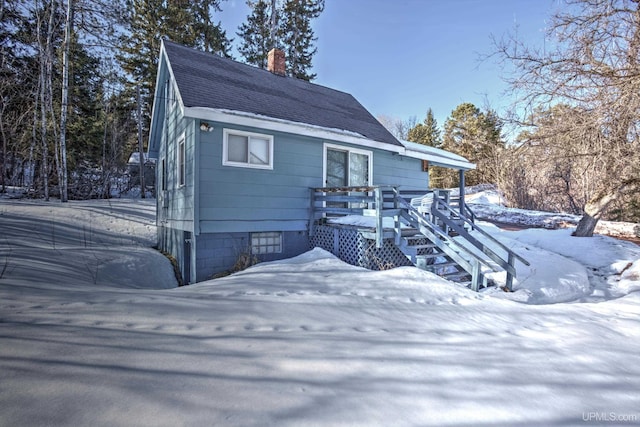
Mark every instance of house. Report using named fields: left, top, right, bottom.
left=147, top=40, right=481, bottom=285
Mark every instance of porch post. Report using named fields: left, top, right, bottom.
left=458, top=169, right=466, bottom=217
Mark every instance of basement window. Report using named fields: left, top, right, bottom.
left=251, top=232, right=282, bottom=255
left=223, top=129, right=274, bottom=169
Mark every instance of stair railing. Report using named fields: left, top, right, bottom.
left=392, top=188, right=495, bottom=290
left=429, top=192, right=530, bottom=291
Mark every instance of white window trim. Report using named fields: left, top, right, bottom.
left=177, top=134, right=186, bottom=188
left=223, top=128, right=274, bottom=170
left=167, top=79, right=176, bottom=109
left=322, top=143, right=373, bottom=187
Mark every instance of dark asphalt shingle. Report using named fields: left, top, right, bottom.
left=163, top=40, right=401, bottom=147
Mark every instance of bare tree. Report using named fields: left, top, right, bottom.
left=58, top=0, right=71, bottom=202
left=376, top=114, right=417, bottom=141
left=35, top=0, right=60, bottom=201
left=501, top=104, right=610, bottom=214
left=495, top=0, right=640, bottom=236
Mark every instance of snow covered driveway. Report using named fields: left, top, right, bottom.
left=1, top=198, right=640, bottom=426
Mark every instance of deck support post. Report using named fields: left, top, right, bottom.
left=506, top=253, right=515, bottom=291
left=374, top=187, right=383, bottom=248
left=309, top=188, right=317, bottom=236
left=393, top=187, right=402, bottom=246
left=471, top=261, right=481, bottom=292
left=458, top=169, right=466, bottom=218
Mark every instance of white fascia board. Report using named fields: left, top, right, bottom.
left=183, top=106, right=405, bottom=154
left=147, top=41, right=187, bottom=158
left=146, top=45, right=167, bottom=157
left=403, top=148, right=476, bottom=170
left=399, top=140, right=476, bottom=170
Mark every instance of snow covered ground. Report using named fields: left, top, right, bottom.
left=466, top=186, right=640, bottom=239
left=1, top=193, right=640, bottom=426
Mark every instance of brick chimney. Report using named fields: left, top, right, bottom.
left=267, top=48, right=286, bottom=76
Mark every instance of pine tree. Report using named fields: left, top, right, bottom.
left=407, top=108, right=441, bottom=148
left=237, top=0, right=276, bottom=68
left=279, top=0, right=324, bottom=81
left=192, top=0, right=232, bottom=55
left=118, top=0, right=163, bottom=113
left=0, top=0, right=27, bottom=193
left=118, top=0, right=232, bottom=143
left=67, top=40, right=105, bottom=167
left=441, top=103, right=504, bottom=187
left=237, top=0, right=324, bottom=80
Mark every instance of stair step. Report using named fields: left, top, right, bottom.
left=417, top=252, right=443, bottom=259
left=433, top=261, right=461, bottom=269
left=402, top=235, right=431, bottom=242
left=404, top=244, right=436, bottom=251
left=443, top=271, right=471, bottom=280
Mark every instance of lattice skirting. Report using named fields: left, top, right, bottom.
left=310, top=225, right=414, bottom=270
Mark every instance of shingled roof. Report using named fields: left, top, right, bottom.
left=162, top=40, right=401, bottom=147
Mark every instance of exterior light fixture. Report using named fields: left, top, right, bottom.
left=200, top=122, right=214, bottom=132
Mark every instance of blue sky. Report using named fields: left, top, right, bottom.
left=220, top=0, right=555, bottom=137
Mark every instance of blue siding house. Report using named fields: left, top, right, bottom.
left=147, top=40, right=475, bottom=284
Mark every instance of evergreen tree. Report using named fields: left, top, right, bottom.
left=238, top=0, right=323, bottom=80
left=407, top=108, right=441, bottom=148
left=118, top=0, right=231, bottom=125
left=0, top=0, right=28, bottom=192
left=192, top=0, right=233, bottom=55
left=237, top=0, right=276, bottom=68
left=67, top=40, right=105, bottom=167
left=441, top=103, right=504, bottom=187
left=279, top=0, right=323, bottom=81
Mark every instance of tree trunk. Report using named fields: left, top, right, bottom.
left=574, top=212, right=599, bottom=237
left=59, top=0, right=72, bottom=202
left=136, top=84, right=145, bottom=198
left=29, top=80, right=39, bottom=192
left=36, top=0, right=57, bottom=202
left=270, top=0, right=277, bottom=43
left=573, top=181, right=640, bottom=237
left=0, top=115, right=6, bottom=193
left=39, top=60, right=49, bottom=201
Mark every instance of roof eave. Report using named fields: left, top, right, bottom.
left=402, top=149, right=476, bottom=170
left=184, top=106, right=405, bottom=154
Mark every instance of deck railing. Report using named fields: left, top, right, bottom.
left=309, top=186, right=394, bottom=248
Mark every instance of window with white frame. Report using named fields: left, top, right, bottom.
left=251, top=232, right=282, bottom=255
left=223, top=129, right=274, bottom=169
left=177, top=137, right=185, bottom=187
left=323, top=143, right=372, bottom=209
left=324, top=144, right=372, bottom=187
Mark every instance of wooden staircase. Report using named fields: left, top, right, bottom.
left=391, top=188, right=529, bottom=290
left=309, top=186, right=530, bottom=291
left=398, top=233, right=475, bottom=287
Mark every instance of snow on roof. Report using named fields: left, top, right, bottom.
left=400, top=140, right=476, bottom=170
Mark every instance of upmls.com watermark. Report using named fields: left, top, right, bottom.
left=583, top=412, right=638, bottom=423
